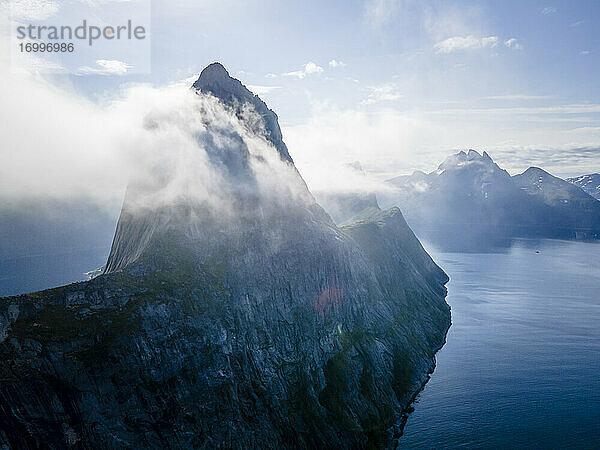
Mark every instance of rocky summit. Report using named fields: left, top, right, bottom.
left=0, top=63, right=450, bottom=449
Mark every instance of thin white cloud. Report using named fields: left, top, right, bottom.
left=504, top=38, right=523, bottom=50
left=11, top=53, right=65, bottom=74
left=170, top=73, right=201, bottom=88
left=265, top=73, right=277, bottom=79
left=364, top=0, right=398, bottom=28
left=328, top=59, right=346, bottom=68
left=434, top=35, right=499, bottom=53
left=78, top=60, right=133, bottom=75
left=427, top=104, right=600, bottom=116
left=284, top=105, right=438, bottom=190
left=8, top=0, right=59, bottom=21
left=246, top=85, right=281, bottom=96
left=77, top=0, right=147, bottom=5
left=283, top=61, right=323, bottom=79
left=361, top=83, right=403, bottom=105
left=541, top=6, right=557, bottom=15
left=571, top=20, right=584, bottom=27
left=580, top=50, right=590, bottom=56
left=481, top=95, right=551, bottom=100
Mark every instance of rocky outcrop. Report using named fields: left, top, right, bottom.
left=0, top=63, right=450, bottom=449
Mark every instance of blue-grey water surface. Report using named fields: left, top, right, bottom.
left=397, top=239, right=600, bottom=449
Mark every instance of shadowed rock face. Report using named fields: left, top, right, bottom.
left=0, top=63, right=450, bottom=449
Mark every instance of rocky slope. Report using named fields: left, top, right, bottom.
left=0, top=63, right=450, bottom=449
left=567, top=173, right=600, bottom=200
left=513, top=167, right=600, bottom=234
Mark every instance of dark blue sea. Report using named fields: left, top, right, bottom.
left=397, top=239, right=600, bottom=449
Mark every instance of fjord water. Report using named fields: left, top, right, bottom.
left=397, top=239, right=600, bottom=448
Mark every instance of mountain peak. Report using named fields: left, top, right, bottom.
left=522, top=166, right=549, bottom=176
left=466, top=149, right=481, bottom=159
left=201, top=61, right=228, bottom=77
left=438, top=149, right=493, bottom=171
left=192, top=62, right=293, bottom=163
left=192, top=62, right=252, bottom=103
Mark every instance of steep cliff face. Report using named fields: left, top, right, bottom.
left=0, top=63, right=450, bottom=449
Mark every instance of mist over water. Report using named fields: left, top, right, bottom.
left=397, top=238, right=600, bottom=448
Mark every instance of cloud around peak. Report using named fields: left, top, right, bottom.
left=504, top=38, right=523, bottom=50
left=361, top=83, right=403, bottom=105
left=434, top=35, right=499, bottom=53
left=77, top=59, right=133, bottom=76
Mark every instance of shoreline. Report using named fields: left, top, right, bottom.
left=389, top=297, right=453, bottom=448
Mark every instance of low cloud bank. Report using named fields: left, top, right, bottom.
left=0, top=72, right=310, bottom=217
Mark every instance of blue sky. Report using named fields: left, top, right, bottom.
left=2, top=0, right=600, bottom=190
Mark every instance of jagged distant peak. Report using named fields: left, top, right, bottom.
left=467, top=149, right=494, bottom=162
left=466, top=149, right=481, bottom=159
left=569, top=172, right=600, bottom=180
left=438, top=149, right=495, bottom=171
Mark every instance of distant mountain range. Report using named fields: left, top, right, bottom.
left=378, top=150, right=600, bottom=250
left=567, top=173, right=600, bottom=200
